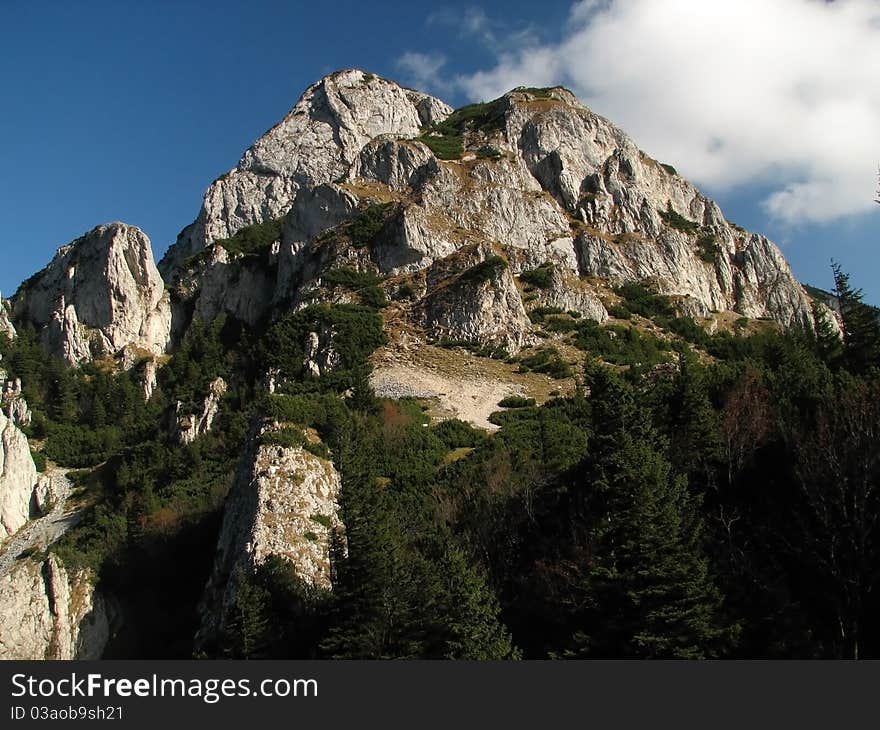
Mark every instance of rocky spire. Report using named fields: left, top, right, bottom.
left=13, top=222, right=171, bottom=365
left=159, top=69, right=452, bottom=278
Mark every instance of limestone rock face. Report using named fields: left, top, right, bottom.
left=418, top=246, right=532, bottom=353
left=0, top=410, right=37, bottom=540
left=197, top=424, right=343, bottom=647
left=2, top=378, right=31, bottom=427
left=164, top=74, right=815, bottom=369
left=175, top=377, right=227, bottom=445
left=505, top=89, right=812, bottom=325
left=160, top=69, right=452, bottom=277
left=0, top=554, right=108, bottom=660
left=0, top=301, right=15, bottom=341
left=140, top=358, right=158, bottom=401
left=33, top=473, right=64, bottom=515
left=13, top=223, right=171, bottom=365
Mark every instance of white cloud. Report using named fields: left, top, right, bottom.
left=446, top=0, right=880, bottom=224
left=397, top=51, right=451, bottom=94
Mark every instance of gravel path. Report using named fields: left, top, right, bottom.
left=0, top=472, right=81, bottom=579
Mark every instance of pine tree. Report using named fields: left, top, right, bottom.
left=224, top=570, right=272, bottom=659
left=320, top=418, right=428, bottom=658
left=438, top=543, right=520, bottom=659
left=811, top=299, right=843, bottom=366
left=565, top=365, right=736, bottom=658
left=665, top=348, right=723, bottom=491
left=831, top=261, right=880, bottom=373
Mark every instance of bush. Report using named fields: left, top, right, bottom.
left=573, top=320, right=670, bottom=368
left=347, top=203, right=394, bottom=248
left=659, top=203, right=699, bottom=235
left=304, top=441, right=331, bottom=460
left=519, top=263, right=554, bottom=289
left=476, top=146, right=502, bottom=160
left=518, top=348, right=574, bottom=379
left=654, top=316, right=712, bottom=348
left=528, top=306, right=565, bottom=324
left=660, top=163, right=678, bottom=175
left=213, top=218, right=284, bottom=257
left=607, top=303, right=633, bottom=320
left=418, top=134, right=463, bottom=160
left=615, top=282, right=675, bottom=319
left=433, top=419, right=487, bottom=449
left=262, top=427, right=307, bottom=449
left=459, top=256, right=507, bottom=285
left=697, top=232, right=721, bottom=264
left=31, top=449, right=47, bottom=472
left=263, top=304, right=386, bottom=390
left=498, top=395, right=536, bottom=408
left=431, top=99, right=507, bottom=136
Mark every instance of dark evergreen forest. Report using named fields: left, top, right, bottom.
left=2, top=264, right=878, bottom=660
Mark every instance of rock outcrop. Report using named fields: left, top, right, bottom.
left=418, top=245, right=532, bottom=352
left=0, top=554, right=108, bottom=660
left=160, top=69, right=453, bottom=277
left=0, top=300, right=15, bottom=341
left=0, top=410, right=37, bottom=540
left=14, top=223, right=171, bottom=365
left=2, top=378, right=31, bottom=427
left=197, top=423, right=343, bottom=646
left=175, top=377, right=227, bottom=445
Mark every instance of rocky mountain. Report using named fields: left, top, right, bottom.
left=13, top=222, right=170, bottom=365
left=0, top=69, right=847, bottom=661
left=159, top=69, right=452, bottom=277
left=159, top=71, right=812, bottom=361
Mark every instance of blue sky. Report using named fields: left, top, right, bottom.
left=2, top=0, right=877, bottom=303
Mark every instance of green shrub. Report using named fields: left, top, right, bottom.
left=262, top=427, right=306, bottom=449
left=516, top=86, right=554, bottom=98
left=304, top=441, right=331, bottom=460
left=476, top=146, right=502, bottom=160
left=519, top=263, right=555, bottom=289
left=518, top=348, right=573, bottom=379
left=697, top=232, right=721, bottom=264
left=262, top=304, right=386, bottom=391
left=573, top=320, right=670, bottom=367
left=607, top=303, right=633, bottom=320
left=418, top=134, right=464, bottom=160
left=615, top=282, right=675, bottom=319
left=431, top=99, right=507, bottom=136
left=528, top=306, right=565, bottom=324
left=347, top=203, right=394, bottom=248
left=433, top=419, right=487, bottom=449
left=660, top=163, right=678, bottom=175
left=545, top=317, right=578, bottom=333
left=498, top=395, right=536, bottom=408
left=417, top=97, right=507, bottom=161
left=659, top=203, right=699, bottom=234
left=322, top=267, right=381, bottom=288
left=30, top=449, right=47, bottom=472
left=311, top=514, right=333, bottom=529
left=654, top=316, right=712, bottom=348
left=213, top=217, right=284, bottom=257
left=459, top=255, right=507, bottom=285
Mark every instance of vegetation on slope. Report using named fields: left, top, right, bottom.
left=2, top=261, right=880, bottom=660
